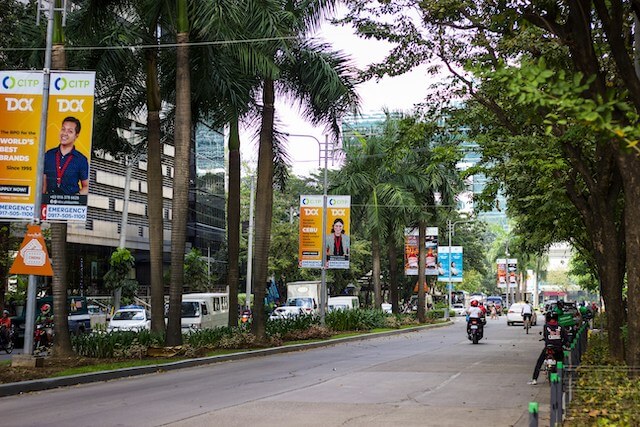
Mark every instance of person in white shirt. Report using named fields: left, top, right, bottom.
left=521, top=300, right=533, bottom=329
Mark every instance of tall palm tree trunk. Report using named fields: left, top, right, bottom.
left=387, top=231, right=399, bottom=314
left=166, top=27, right=191, bottom=346
left=226, top=116, right=241, bottom=327
left=50, top=14, right=73, bottom=357
left=145, top=41, right=165, bottom=335
left=417, top=221, right=426, bottom=323
left=371, top=234, right=382, bottom=308
left=252, top=79, right=276, bottom=341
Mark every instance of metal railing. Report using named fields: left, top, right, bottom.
left=529, top=322, right=590, bottom=426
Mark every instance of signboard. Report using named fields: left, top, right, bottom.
left=298, top=195, right=323, bottom=268
left=508, top=259, right=518, bottom=289
left=497, top=258, right=517, bottom=288
left=437, top=246, right=463, bottom=282
left=9, top=224, right=53, bottom=276
left=0, top=71, right=44, bottom=220
left=41, top=71, right=96, bottom=222
left=404, top=227, right=439, bottom=276
left=425, top=227, right=439, bottom=276
left=325, top=195, right=350, bottom=269
left=298, top=195, right=351, bottom=269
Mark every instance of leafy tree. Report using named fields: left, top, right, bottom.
left=103, top=248, right=139, bottom=304
left=184, top=249, right=210, bottom=292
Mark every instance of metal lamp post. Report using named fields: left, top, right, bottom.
left=285, top=133, right=330, bottom=324
left=447, top=218, right=474, bottom=319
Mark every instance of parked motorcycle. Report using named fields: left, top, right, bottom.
left=542, top=343, right=565, bottom=384
left=0, top=324, right=16, bottom=354
left=33, top=322, right=54, bottom=356
left=467, top=317, right=483, bottom=344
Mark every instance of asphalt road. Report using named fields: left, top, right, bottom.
left=0, top=315, right=551, bottom=427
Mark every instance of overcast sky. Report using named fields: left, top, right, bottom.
left=240, top=16, right=433, bottom=177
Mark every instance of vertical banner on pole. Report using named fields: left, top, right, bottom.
left=438, top=246, right=463, bottom=282
left=0, top=71, right=44, bottom=220
left=497, top=258, right=507, bottom=288
left=425, top=227, right=439, bottom=276
left=508, top=258, right=518, bottom=289
left=325, top=195, right=350, bottom=269
left=299, top=195, right=323, bottom=268
left=41, top=71, right=95, bottom=222
left=404, top=228, right=418, bottom=276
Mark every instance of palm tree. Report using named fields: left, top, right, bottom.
left=165, top=0, right=191, bottom=346
left=69, top=0, right=171, bottom=334
left=50, top=0, right=74, bottom=357
left=250, top=2, right=360, bottom=340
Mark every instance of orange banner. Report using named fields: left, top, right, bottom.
left=9, top=224, right=53, bottom=276
left=41, top=71, right=96, bottom=222
left=299, top=195, right=324, bottom=268
left=0, top=71, right=44, bottom=219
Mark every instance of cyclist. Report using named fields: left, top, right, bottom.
left=521, top=300, right=533, bottom=330
left=528, top=311, right=568, bottom=385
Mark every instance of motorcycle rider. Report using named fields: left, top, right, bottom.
left=0, top=310, right=12, bottom=345
left=35, top=303, right=54, bottom=347
left=528, top=311, right=569, bottom=385
left=465, top=300, right=484, bottom=335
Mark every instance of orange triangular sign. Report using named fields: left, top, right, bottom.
left=9, top=225, right=53, bottom=276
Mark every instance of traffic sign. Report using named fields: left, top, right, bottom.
left=9, top=224, right=53, bottom=276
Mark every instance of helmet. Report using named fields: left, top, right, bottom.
left=40, top=303, right=51, bottom=313
left=471, top=300, right=478, bottom=307
left=557, top=300, right=565, bottom=308
left=2, top=310, right=9, bottom=315
left=546, top=311, right=558, bottom=322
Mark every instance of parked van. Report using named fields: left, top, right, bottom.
left=166, top=293, right=229, bottom=333
left=328, top=296, right=360, bottom=312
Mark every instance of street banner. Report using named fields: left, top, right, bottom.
left=508, top=259, right=518, bottom=289
left=497, top=258, right=507, bottom=288
left=325, top=195, right=350, bottom=269
left=404, top=228, right=419, bottom=276
left=437, top=246, right=463, bottom=282
left=9, top=224, right=53, bottom=276
left=0, top=71, right=44, bottom=220
left=404, top=227, right=439, bottom=276
left=425, top=227, right=439, bottom=276
left=41, top=71, right=96, bottom=222
left=299, top=195, right=324, bottom=268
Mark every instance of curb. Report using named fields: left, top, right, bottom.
left=0, top=320, right=451, bottom=397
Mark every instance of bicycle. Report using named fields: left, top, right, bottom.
left=523, top=315, right=531, bottom=334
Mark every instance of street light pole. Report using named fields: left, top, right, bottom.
left=285, top=133, right=330, bottom=324
left=447, top=218, right=474, bottom=319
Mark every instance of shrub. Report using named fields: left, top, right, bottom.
left=184, top=326, right=235, bottom=348
left=325, top=308, right=387, bottom=331
left=266, top=314, right=319, bottom=337
left=72, top=330, right=164, bottom=358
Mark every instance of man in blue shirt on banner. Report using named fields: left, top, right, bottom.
left=43, top=116, right=89, bottom=196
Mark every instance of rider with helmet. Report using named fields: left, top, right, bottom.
left=0, top=309, right=12, bottom=345
left=465, top=300, right=485, bottom=334
left=528, top=310, right=569, bottom=385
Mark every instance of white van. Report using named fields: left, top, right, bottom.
left=170, top=293, right=229, bottom=333
left=328, top=296, right=360, bottom=312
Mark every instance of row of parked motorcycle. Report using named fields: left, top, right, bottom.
left=0, top=322, right=54, bottom=356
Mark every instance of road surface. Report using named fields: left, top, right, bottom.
left=0, top=316, right=551, bottom=426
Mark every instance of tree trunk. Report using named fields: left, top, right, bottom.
left=387, top=230, right=399, bottom=314
left=166, top=31, right=191, bottom=346
left=616, top=148, right=640, bottom=369
left=145, top=43, right=165, bottom=335
left=417, top=222, right=426, bottom=323
left=251, top=79, right=276, bottom=341
left=227, top=116, right=241, bottom=327
left=372, top=234, right=382, bottom=308
left=50, top=30, right=73, bottom=358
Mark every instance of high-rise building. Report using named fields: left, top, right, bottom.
left=60, top=122, right=226, bottom=296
